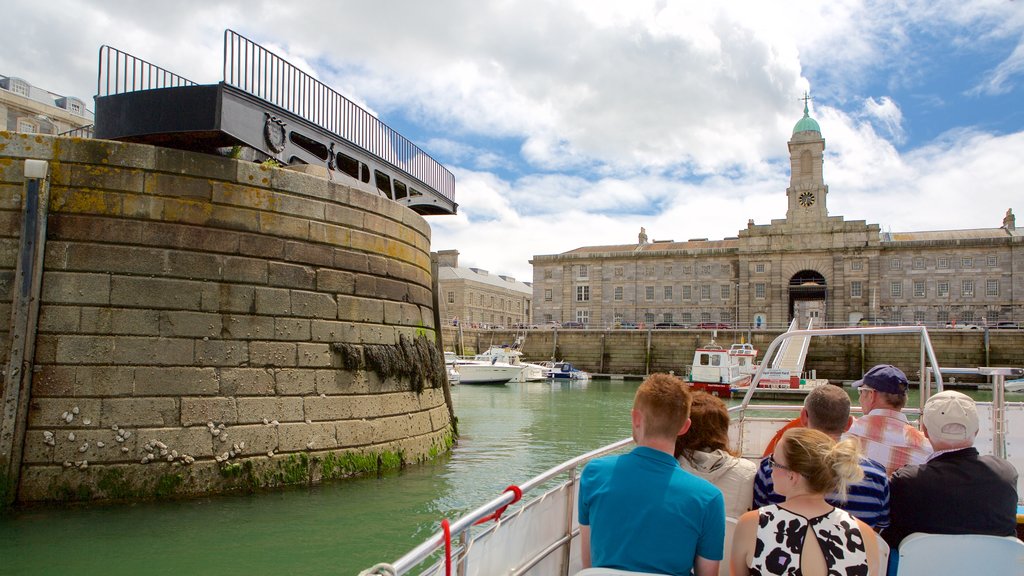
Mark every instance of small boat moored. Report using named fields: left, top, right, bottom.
left=541, top=361, right=590, bottom=381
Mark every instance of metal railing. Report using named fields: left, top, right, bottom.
left=97, top=45, right=196, bottom=97
left=222, top=29, right=455, bottom=202
left=58, top=124, right=94, bottom=138
left=362, top=437, right=634, bottom=575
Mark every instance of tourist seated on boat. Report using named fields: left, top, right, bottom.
left=844, top=364, right=932, bottom=475
left=675, top=391, right=757, bottom=520
left=753, top=384, right=890, bottom=530
left=578, top=373, right=725, bottom=576
left=731, top=428, right=880, bottom=576
left=883, top=391, right=1018, bottom=551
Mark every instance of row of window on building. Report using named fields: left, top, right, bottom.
left=447, top=291, right=524, bottom=312
left=868, top=278, right=1002, bottom=299
left=544, top=253, right=1003, bottom=281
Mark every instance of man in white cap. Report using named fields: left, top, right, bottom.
left=883, top=390, right=1019, bottom=549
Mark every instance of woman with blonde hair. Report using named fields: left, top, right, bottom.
left=731, top=428, right=879, bottom=576
left=675, top=391, right=756, bottom=520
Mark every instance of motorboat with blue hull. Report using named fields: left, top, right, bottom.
left=541, top=361, right=590, bottom=381
left=362, top=326, right=1024, bottom=576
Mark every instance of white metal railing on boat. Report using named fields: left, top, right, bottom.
left=360, top=438, right=634, bottom=576
left=364, top=326, right=1023, bottom=575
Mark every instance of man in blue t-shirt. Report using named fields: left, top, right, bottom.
left=752, top=384, right=890, bottom=530
left=578, top=373, right=725, bottom=576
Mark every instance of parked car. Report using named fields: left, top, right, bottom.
left=611, top=321, right=639, bottom=329
left=654, top=322, right=687, bottom=329
left=696, top=322, right=731, bottom=329
left=994, top=321, right=1020, bottom=330
left=561, top=321, right=585, bottom=329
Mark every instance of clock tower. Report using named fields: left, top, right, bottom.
left=786, top=95, right=828, bottom=223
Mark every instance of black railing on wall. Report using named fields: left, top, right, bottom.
left=222, top=29, right=455, bottom=202
left=97, top=45, right=197, bottom=97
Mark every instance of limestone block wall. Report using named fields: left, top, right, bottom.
left=445, top=326, right=1023, bottom=382
left=0, top=132, right=452, bottom=503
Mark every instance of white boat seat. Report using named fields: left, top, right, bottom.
left=897, top=532, right=1024, bottom=576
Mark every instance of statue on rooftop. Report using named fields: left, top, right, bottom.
left=1003, top=208, right=1015, bottom=231
left=638, top=227, right=648, bottom=244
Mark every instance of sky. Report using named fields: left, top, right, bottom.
left=4, top=1, right=1024, bottom=282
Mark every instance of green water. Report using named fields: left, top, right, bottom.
left=0, top=381, right=1005, bottom=575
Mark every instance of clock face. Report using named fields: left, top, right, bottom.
left=798, top=191, right=816, bottom=207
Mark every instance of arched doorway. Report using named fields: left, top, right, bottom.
left=789, top=270, right=827, bottom=328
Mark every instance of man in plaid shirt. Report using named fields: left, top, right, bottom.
left=844, top=365, right=932, bottom=475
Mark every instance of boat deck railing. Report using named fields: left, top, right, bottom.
left=364, top=326, right=1023, bottom=576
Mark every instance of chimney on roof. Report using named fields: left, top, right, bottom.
left=435, top=249, right=459, bottom=267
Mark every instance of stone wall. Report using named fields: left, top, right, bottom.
left=0, top=132, right=453, bottom=503
left=446, top=327, right=1023, bottom=383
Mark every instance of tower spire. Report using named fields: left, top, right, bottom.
left=801, top=91, right=813, bottom=116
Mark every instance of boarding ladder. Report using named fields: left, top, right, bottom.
left=770, top=318, right=814, bottom=373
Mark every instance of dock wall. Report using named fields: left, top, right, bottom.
left=0, top=132, right=452, bottom=504
left=444, top=327, right=1024, bottom=383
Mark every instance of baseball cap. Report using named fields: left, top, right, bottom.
left=852, top=364, right=909, bottom=395
left=922, top=390, right=979, bottom=443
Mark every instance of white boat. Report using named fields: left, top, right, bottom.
left=540, top=361, right=590, bottom=380
left=474, top=345, right=548, bottom=382
left=445, top=350, right=524, bottom=385
left=361, top=326, right=1024, bottom=576
left=687, top=343, right=753, bottom=397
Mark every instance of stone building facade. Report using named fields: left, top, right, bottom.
left=531, top=105, right=1022, bottom=330
left=0, top=73, right=93, bottom=135
left=436, top=250, right=532, bottom=328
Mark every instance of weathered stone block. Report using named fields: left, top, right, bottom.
left=31, top=365, right=75, bottom=396
left=154, top=145, right=234, bottom=180
left=302, top=396, right=355, bottom=421
left=310, top=319, right=357, bottom=342
left=137, top=426, right=216, bottom=458
left=219, top=367, right=275, bottom=395
left=290, top=290, right=337, bottom=319
left=308, top=221, right=351, bottom=247
left=278, top=422, right=337, bottom=451
left=112, top=337, right=194, bottom=365
left=38, top=305, right=80, bottom=333
left=236, top=396, right=304, bottom=424
left=323, top=203, right=363, bottom=228
left=259, top=211, right=309, bottom=240
left=27, top=397, right=103, bottom=428
left=315, top=268, right=355, bottom=293
left=222, top=256, right=268, bottom=284
left=337, top=295, right=384, bottom=323
left=111, top=276, right=202, bottom=309
left=134, top=367, right=219, bottom=396
left=102, top=397, right=179, bottom=428
left=199, top=283, right=254, bottom=313
left=248, top=342, right=297, bottom=367
left=274, top=318, right=311, bottom=341
left=276, top=370, right=317, bottom=395
left=53, top=427, right=135, bottom=463
left=194, top=339, right=248, bottom=367
left=55, top=335, right=114, bottom=364
left=82, top=307, right=161, bottom=335
left=267, top=261, right=316, bottom=290
left=335, top=419, right=374, bottom=446
left=254, top=287, right=290, bottom=315
left=238, top=233, right=284, bottom=259
left=41, top=272, right=110, bottom=305
left=384, top=301, right=423, bottom=326
left=76, top=366, right=135, bottom=397
left=65, top=243, right=166, bottom=275
left=333, top=249, right=369, bottom=274
left=167, top=251, right=224, bottom=281
left=297, top=343, right=332, bottom=367
left=223, top=423, right=278, bottom=455
left=221, top=315, right=274, bottom=340
left=180, top=397, right=238, bottom=426
left=160, top=311, right=223, bottom=338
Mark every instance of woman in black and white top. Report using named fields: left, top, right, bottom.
left=730, top=427, right=880, bottom=576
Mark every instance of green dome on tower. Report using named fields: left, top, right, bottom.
left=792, top=96, right=820, bottom=135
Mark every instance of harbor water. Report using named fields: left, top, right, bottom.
left=0, top=380, right=1002, bottom=575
